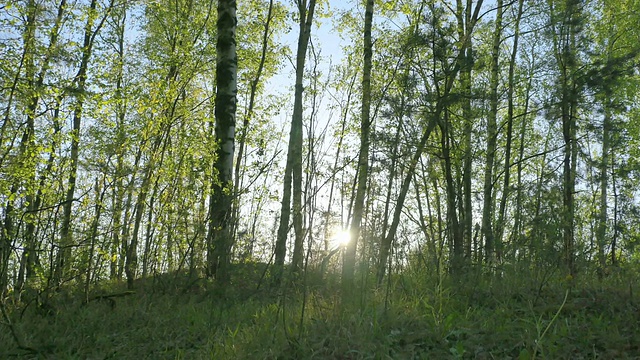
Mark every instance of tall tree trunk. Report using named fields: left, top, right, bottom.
left=596, top=113, right=610, bottom=270
left=127, top=128, right=170, bottom=288
left=457, top=0, right=473, bottom=262
left=127, top=164, right=152, bottom=289
left=377, top=112, right=438, bottom=284
left=18, top=0, right=68, bottom=292
left=207, top=0, right=237, bottom=284
left=596, top=93, right=612, bottom=275
left=232, top=0, right=275, bottom=238
left=512, top=60, right=534, bottom=253
left=18, top=99, right=63, bottom=291
left=111, top=4, right=128, bottom=280
left=55, top=0, right=111, bottom=284
left=377, top=0, right=484, bottom=284
left=290, top=0, right=317, bottom=275
left=1, top=0, right=39, bottom=295
left=142, top=178, right=160, bottom=278
left=496, top=0, right=523, bottom=254
left=610, top=152, right=618, bottom=266
left=323, top=71, right=356, bottom=253
left=119, top=147, right=143, bottom=281
left=342, top=0, right=374, bottom=293
left=550, top=0, right=581, bottom=276
left=378, top=82, right=406, bottom=276
left=274, top=0, right=316, bottom=284
left=84, top=175, right=106, bottom=302
left=481, top=0, right=503, bottom=265
left=441, top=109, right=464, bottom=272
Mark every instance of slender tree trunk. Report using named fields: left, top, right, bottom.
left=111, top=5, right=128, bottom=280
left=18, top=0, right=68, bottom=291
left=378, top=84, right=407, bottom=275
left=512, top=61, right=534, bottom=251
left=377, top=0, right=484, bottom=284
left=111, top=168, right=124, bottom=280
left=232, top=0, right=274, bottom=238
left=343, top=0, right=374, bottom=293
left=550, top=0, right=581, bottom=276
left=416, top=159, right=438, bottom=271
left=207, top=0, right=238, bottom=285
left=481, top=0, right=503, bottom=265
left=531, top=128, right=552, bottom=259
left=274, top=0, right=316, bottom=284
left=380, top=112, right=403, bottom=248
left=18, top=99, right=63, bottom=291
left=441, top=109, right=464, bottom=272
left=142, top=179, right=160, bottom=278
left=166, top=201, right=175, bottom=272
left=127, top=130, right=169, bottom=288
left=56, top=0, right=110, bottom=284
left=119, top=147, right=143, bottom=280
left=610, top=153, right=618, bottom=266
left=461, top=69, right=473, bottom=261
left=127, top=170, right=150, bottom=289
left=596, top=93, right=611, bottom=275
left=323, top=71, right=356, bottom=253
left=495, top=0, right=522, bottom=252
left=1, top=0, right=39, bottom=295
left=377, top=114, right=437, bottom=284
left=457, top=0, right=473, bottom=262
left=290, top=0, right=317, bottom=275
left=84, top=175, right=106, bottom=302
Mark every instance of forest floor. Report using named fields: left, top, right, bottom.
left=1, top=264, right=639, bottom=359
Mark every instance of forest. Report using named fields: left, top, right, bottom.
left=1, top=0, right=640, bottom=358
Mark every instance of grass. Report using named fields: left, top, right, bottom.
left=1, top=264, right=639, bottom=359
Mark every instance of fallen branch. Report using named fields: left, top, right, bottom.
left=84, top=291, right=136, bottom=308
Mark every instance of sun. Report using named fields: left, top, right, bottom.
left=330, top=229, right=351, bottom=248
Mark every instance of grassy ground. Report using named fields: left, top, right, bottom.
left=1, top=265, right=639, bottom=359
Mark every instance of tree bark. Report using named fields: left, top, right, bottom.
left=232, top=0, right=275, bottom=239
left=496, top=0, right=523, bottom=252
left=377, top=0, right=484, bottom=284
left=342, top=0, right=374, bottom=293
left=207, top=0, right=238, bottom=285
left=481, top=0, right=503, bottom=265
left=457, top=0, right=474, bottom=262
left=1, top=0, right=39, bottom=295
left=55, top=0, right=113, bottom=284
left=549, top=0, right=581, bottom=276
left=274, top=0, right=316, bottom=285
left=596, top=93, right=611, bottom=275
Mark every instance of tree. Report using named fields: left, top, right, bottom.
left=481, top=0, right=503, bottom=264
left=495, top=0, right=524, bottom=258
left=207, top=0, right=238, bottom=284
left=548, top=0, right=583, bottom=276
left=232, top=0, right=276, bottom=240
left=587, top=0, right=640, bottom=274
left=274, top=0, right=317, bottom=284
left=54, top=0, right=115, bottom=284
left=342, top=0, right=374, bottom=295
left=377, top=0, right=485, bottom=283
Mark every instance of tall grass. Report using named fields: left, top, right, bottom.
left=1, top=263, right=639, bottom=359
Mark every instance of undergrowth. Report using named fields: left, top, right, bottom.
left=1, top=264, right=639, bottom=359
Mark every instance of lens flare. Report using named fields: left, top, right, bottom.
left=331, top=230, right=351, bottom=248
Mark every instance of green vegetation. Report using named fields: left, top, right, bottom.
left=2, top=0, right=640, bottom=358
left=2, top=264, right=639, bottom=359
